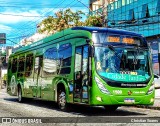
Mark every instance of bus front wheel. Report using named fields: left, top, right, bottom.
left=57, top=90, right=68, bottom=111
left=104, top=105, right=118, bottom=112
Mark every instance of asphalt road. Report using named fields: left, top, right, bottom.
left=0, top=88, right=160, bottom=126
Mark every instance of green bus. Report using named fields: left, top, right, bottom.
left=7, top=27, right=154, bottom=111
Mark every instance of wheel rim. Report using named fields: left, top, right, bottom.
left=58, top=91, right=66, bottom=109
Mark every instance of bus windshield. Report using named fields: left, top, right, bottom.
left=94, top=46, right=150, bottom=83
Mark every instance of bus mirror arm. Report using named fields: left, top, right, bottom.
left=86, top=39, right=91, bottom=43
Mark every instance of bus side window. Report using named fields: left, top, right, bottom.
left=25, top=54, right=33, bottom=77
left=43, top=47, right=57, bottom=77
left=17, top=56, right=25, bottom=77
left=11, top=58, right=17, bottom=73
left=58, top=43, right=72, bottom=74
left=82, top=46, right=88, bottom=86
left=75, top=47, right=82, bottom=91
left=18, top=56, right=25, bottom=72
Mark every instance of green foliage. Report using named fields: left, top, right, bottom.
left=85, top=15, right=103, bottom=27
left=38, top=9, right=104, bottom=35
left=38, top=9, right=85, bottom=34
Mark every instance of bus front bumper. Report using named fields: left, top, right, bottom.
left=91, top=92, right=154, bottom=106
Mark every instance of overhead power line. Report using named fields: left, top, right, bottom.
left=8, top=0, right=80, bottom=39
left=7, top=0, right=89, bottom=45
left=0, top=12, right=49, bottom=17
left=7, top=0, right=67, bottom=39
left=7, top=0, right=81, bottom=45
left=0, top=4, right=87, bottom=9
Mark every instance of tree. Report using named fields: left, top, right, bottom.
left=38, top=9, right=104, bottom=35
left=85, top=15, right=103, bottom=27
left=38, top=9, right=85, bottom=35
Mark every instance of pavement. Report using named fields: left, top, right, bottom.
left=1, top=86, right=160, bottom=110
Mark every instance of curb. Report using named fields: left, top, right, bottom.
left=135, top=105, right=160, bottom=110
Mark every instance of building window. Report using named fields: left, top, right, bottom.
left=114, top=1, right=118, bottom=9
left=126, top=0, right=130, bottom=4
left=129, top=0, right=134, bottom=3
left=129, top=9, right=135, bottom=20
left=122, top=0, right=125, bottom=6
left=156, top=0, right=160, bottom=14
left=141, top=4, right=150, bottom=18
left=117, top=0, right=122, bottom=8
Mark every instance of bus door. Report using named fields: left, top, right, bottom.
left=74, top=45, right=89, bottom=103
left=33, top=56, right=43, bottom=98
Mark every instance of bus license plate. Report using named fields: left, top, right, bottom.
left=124, top=98, right=135, bottom=104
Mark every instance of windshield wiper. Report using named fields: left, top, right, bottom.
left=108, top=45, right=125, bottom=63
left=108, top=45, right=126, bottom=70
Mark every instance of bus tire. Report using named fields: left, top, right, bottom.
left=17, top=86, right=23, bottom=102
left=57, top=89, right=68, bottom=111
left=104, top=105, right=118, bottom=112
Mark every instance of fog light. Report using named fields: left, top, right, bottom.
left=150, top=98, right=154, bottom=103
left=96, top=96, right=102, bottom=102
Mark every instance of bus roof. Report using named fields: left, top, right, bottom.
left=12, top=26, right=143, bottom=55
left=72, top=27, right=143, bottom=37
left=13, top=27, right=91, bottom=55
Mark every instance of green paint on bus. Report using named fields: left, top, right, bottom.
left=7, top=27, right=155, bottom=111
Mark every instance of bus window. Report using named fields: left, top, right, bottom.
left=18, top=56, right=25, bottom=72
left=11, top=58, right=17, bottom=73
left=82, top=46, right=88, bottom=86
left=25, top=54, right=33, bottom=77
left=74, top=47, right=82, bottom=92
left=58, top=43, right=72, bottom=74
left=17, top=56, right=25, bottom=77
left=43, top=47, right=57, bottom=77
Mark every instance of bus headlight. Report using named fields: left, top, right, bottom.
left=95, top=77, right=110, bottom=94
left=147, top=82, right=155, bottom=95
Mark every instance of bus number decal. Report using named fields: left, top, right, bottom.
left=113, top=90, right=122, bottom=95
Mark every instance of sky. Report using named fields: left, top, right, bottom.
left=0, top=0, right=89, bottom=47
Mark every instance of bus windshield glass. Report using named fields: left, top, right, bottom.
left=93, top=33, right=150, bottom=82
left=95, top=47, right=150, bottom=82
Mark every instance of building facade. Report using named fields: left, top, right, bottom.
left=89, top=0, right=115, bottom=16
left=105, top=0, right=160, bottom=75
